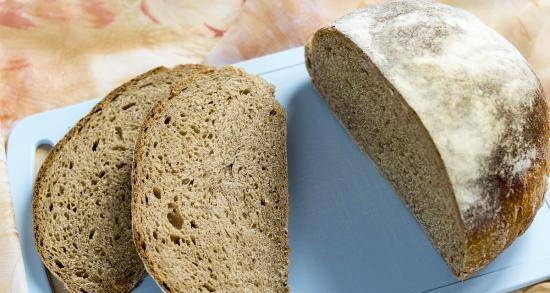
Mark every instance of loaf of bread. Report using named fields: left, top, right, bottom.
left=32, top=64, right=207, bottom=292
left=305, top=0, right=549, bottom=279
left=132, top=67, right=289, bottom=292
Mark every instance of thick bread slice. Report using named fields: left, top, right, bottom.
left=33, top=64, right=208, bottom=293
left=305, top=0, right=549, bottom=279
left=132, top=67, right=289, bottom=293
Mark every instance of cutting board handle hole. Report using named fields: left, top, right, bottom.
left=34, top=144, right=53, bottom=177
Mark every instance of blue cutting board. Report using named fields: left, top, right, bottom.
left=7, top=47, right=550, bottom=293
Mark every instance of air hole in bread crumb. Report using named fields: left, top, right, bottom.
left=164, top=116, right=172, bottom=124
left=97, top=170, right=106, bottom=178
left=49, top=203, right=53, bottom=211
left=239, top=88, right=250, bottom=95
left=109, top=116, right=115, bottom=122
left=92, top=139, right=99, bottom=151
left=260, top=198, right=267, bottom=206
left=153, top=141, right=158, bottom=148
left=191, top=125, right=200, bottom=134
left=153, top=187, right=162, bottom=199
left=54, top=259, right=64, bottom=269
left=91, top=179, right=98, bottom=185
left=179, top=130, right=187, bottom=136
left=153, top=230, right=158, bottom=240
left=141, top=242, right=146, bottom=251
left=139, top=82, right=153, bottom=89
left=190, top=235, right=197, bottom=245
left=75, top=270, right=88, bottom=279
left=112, top=145, right=127, bottom=151
left=190, top=220, right=198, bottom=229
left=170, top=235, right=181, bottom=245
left=116, top=163, right=126, bottom=169
left=167, top=204, right=183, bottom=229
left=203, top=283, right=216, bottom=292
left=115, top=126, right=123, bottom=140
left=69, top=161, right=74, bottom=169
left=122, top=102, right=136, bottom=110
left=89, top=229, right=95, bottom=239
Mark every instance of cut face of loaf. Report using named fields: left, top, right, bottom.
left=32, top=64, right=208, bottom=293
left=306, top=0, right=549, bottom=279
left=132, top=67, right=289, bottom=293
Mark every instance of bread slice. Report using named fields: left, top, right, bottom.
left=132, top=67, right=289, bottom=293
left=32, top=64, right=208, bottom=293
left=305, top=1, right=549, bottom=279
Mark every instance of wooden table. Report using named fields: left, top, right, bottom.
left=1, top=1, right=549, bottom=292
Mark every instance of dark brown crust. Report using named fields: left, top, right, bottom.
left=306, top=24, right=550, bottom=280
left=461, top=87, right=549, bottom=278
left=32, top=64, right=207, bottom=293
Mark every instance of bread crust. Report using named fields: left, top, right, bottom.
left=461, top=89, right=549, bottom=277
left=306, top=0, right=549, bottom=279
left=32, top=64, right=207, bottom=292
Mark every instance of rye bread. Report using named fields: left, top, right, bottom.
left=132, top=67, right=289, bottom=293
left=305, top=0, right=549, bottom=279
left=32, top=64, right=208, bottom=293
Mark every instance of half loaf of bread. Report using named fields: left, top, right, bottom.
left=33, top=64, right=207, bottom=292
left=305, top=0, right=549, bottom=279
left=132, top=67, right=289, bottom=292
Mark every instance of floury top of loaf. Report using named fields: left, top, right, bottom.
left=332, top=0, right=548, bottom=226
